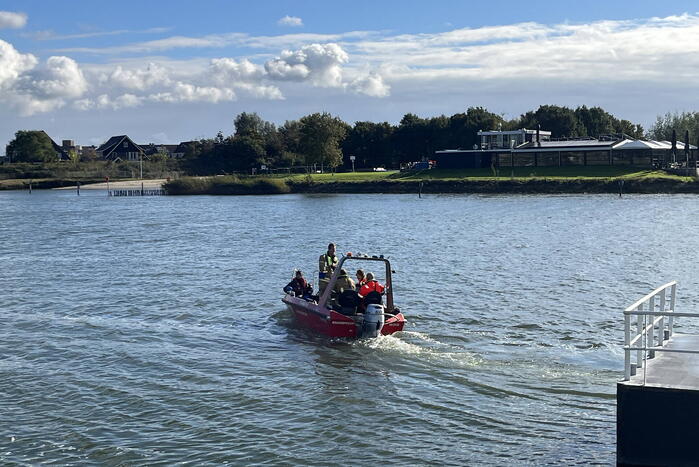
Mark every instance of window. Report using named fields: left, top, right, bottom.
left=123, top=142, right=128, bottom=148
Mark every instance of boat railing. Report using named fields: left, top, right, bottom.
left=622, top=281, right=699, bottom=382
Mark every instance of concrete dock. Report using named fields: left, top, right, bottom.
left=618, top=334, right=699, bottom=466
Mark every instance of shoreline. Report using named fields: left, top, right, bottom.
left=0, top=178, right=166, bottom=190
left=4, top=176, right=699, bottom=195
left=164, top=177, right=699, bottom=195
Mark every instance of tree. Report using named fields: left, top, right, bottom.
left=575, top=106, right=614, bottom=137
left=299, top=112, right=348, bottom=171
left=517, top=105, right=585, bottom=138
left=449, top=107, right=505, bottom=150
left=234, top=112, right=275, bottom=139
left=614, top=119, right=644, bottom=139
left=343, top=121, right=395, bottom=169
left=5, top=130, right=57, bottom=162
left=647, top=112, right=699, bottom=141
left=393, top=113, right=430, bottom=163
left=279, top=119, right=303, bottom=164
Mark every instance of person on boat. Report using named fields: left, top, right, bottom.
left=318, top=242, right=338, bottom=294
left=333, top=269, right=356, bottom=294
left=357, top=272, right=385, bottom=298
left=283, top=270, right=308, bottom=297
left=355, top=269, right=366, bottom=287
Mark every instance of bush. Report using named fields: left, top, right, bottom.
left=164, top=175, right=291, bottom=195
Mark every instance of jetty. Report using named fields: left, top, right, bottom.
left=618, top=281, right=699, bottom=466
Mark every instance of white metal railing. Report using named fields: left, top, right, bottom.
left=622, top=281, right=699, bottom=382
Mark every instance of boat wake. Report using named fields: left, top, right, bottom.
left=353, top=331, right=483, bottom=368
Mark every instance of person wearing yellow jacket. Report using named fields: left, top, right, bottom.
left=318, top=242, right=338, bottom=294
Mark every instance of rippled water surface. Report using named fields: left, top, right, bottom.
left=3, top=190, right=699, bottom=465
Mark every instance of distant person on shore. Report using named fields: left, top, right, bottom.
left=318, top=243, right=338, bottom=294
left=283, top=270, right=309, bottom=297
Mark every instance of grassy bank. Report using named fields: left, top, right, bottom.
left=164, top=168, right=699, bottom=195
left=0, top=178, right=108, bottom=190
left=165, top=175, right=290, bottom=195
left=0, top=161, right=181, bottom=181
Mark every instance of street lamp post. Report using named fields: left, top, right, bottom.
left=350, top=155, right=356, bottom=172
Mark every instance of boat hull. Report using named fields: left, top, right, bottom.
left=283, top=295, right=405, bottom=338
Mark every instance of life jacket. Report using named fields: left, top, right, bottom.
left=359, top=280, right=384, bottom=297
left=319, top=253, right=338, bottom=278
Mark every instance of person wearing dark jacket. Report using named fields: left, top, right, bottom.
left=284, top=270, right=308, bottom=297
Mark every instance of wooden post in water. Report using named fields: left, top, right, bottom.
left=141, top=182, right=144, bottom=196
left=418, top=181, right=423, bottom=198
left=77, top=181, right=80, bottom=196
left=29, top=179, right=32, bottom=194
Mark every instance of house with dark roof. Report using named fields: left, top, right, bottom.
left=41, top=131, right=70, bottom=160
left=140, top=143, right=178, bottom=158
left=172, top=141, right=197, bottom=158
left=97, top=135, right=144, bottom=161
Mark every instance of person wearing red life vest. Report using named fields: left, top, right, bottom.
left=355, top=269, right=367, bottom=288
left=358, top=272, right=385, bottom=298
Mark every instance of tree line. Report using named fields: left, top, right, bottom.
left=183, top=105, right=646, bottom=174
left=7, top=105, right=699, bottom=172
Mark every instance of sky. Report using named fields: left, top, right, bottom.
left=2, top=0, right=699, bottom=152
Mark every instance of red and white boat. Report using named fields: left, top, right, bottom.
left=282, top=254, right=406, bottom=338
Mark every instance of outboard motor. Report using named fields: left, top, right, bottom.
left=361, top=304, right=385, bottom=338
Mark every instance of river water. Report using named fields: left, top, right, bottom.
left=2, top=190, right=699, bottom=465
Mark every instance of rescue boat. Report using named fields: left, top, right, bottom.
left=282, top=254, right=406, bottom=338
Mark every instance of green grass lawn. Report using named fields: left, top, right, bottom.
left=285, top=171, right=397, bottom=182
left=280, top=167, right=693, bottom=183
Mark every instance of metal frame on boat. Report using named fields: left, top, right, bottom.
left=282, top=254, right=406, bottom=338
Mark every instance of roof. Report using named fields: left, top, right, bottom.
left=436, top=136, right=699, bottom=155
left=478, top=128, right=552, bottom=136
left=613, top=139, right=697, bottom=150
left=40, top=130, right=69, bottom=159
left=97, top=135, right=143, bottom=158
left=174, top=141, right=197, bottom=152
left=515, top=139, right=617, bottom=152
left=97, top=135, right=127, bottom=152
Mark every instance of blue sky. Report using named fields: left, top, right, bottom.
left=2, top=0, right=699, bottom=151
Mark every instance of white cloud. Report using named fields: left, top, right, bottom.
left=25, top=27, right=171, bottom=41
left=4, top=54, right=87, bottom=116
left=209, top=58, right=265, bottom=84
left=348, top=73, right=390, bottom=97
left=265, top=43, right=348, bottom=87
left=12, top=12, right=699, bottom=119
left=149, top=82, right=235, bottom=103
left=234, top=82, right=284, bottom=100
left=0, top=11, right=27, bottom=29
left=75, top=93, right=144, bottom=110
left=0, top=39, right=37, bottom=89
left=278, top=16, right=303, bottom=27
left=23, top=56, right=88, bottom=98
left=102, top=62, right=172, bottom=90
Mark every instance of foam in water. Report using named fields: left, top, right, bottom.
left=354, top=332, right=483, bottom=368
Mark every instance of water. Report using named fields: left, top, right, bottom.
left=2, top=190, right=699, bottom=465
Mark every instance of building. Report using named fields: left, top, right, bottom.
left=434, top=129, right=697, bottom=169
left=140, top=143, right=178, bottom=158
left=97, top=135, right=144, bottom=161
left=172, top=141, right=197, bottom=158
left=43, top=131, right=70, bottom=160
left=478, top=128, right=552, bottom=150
